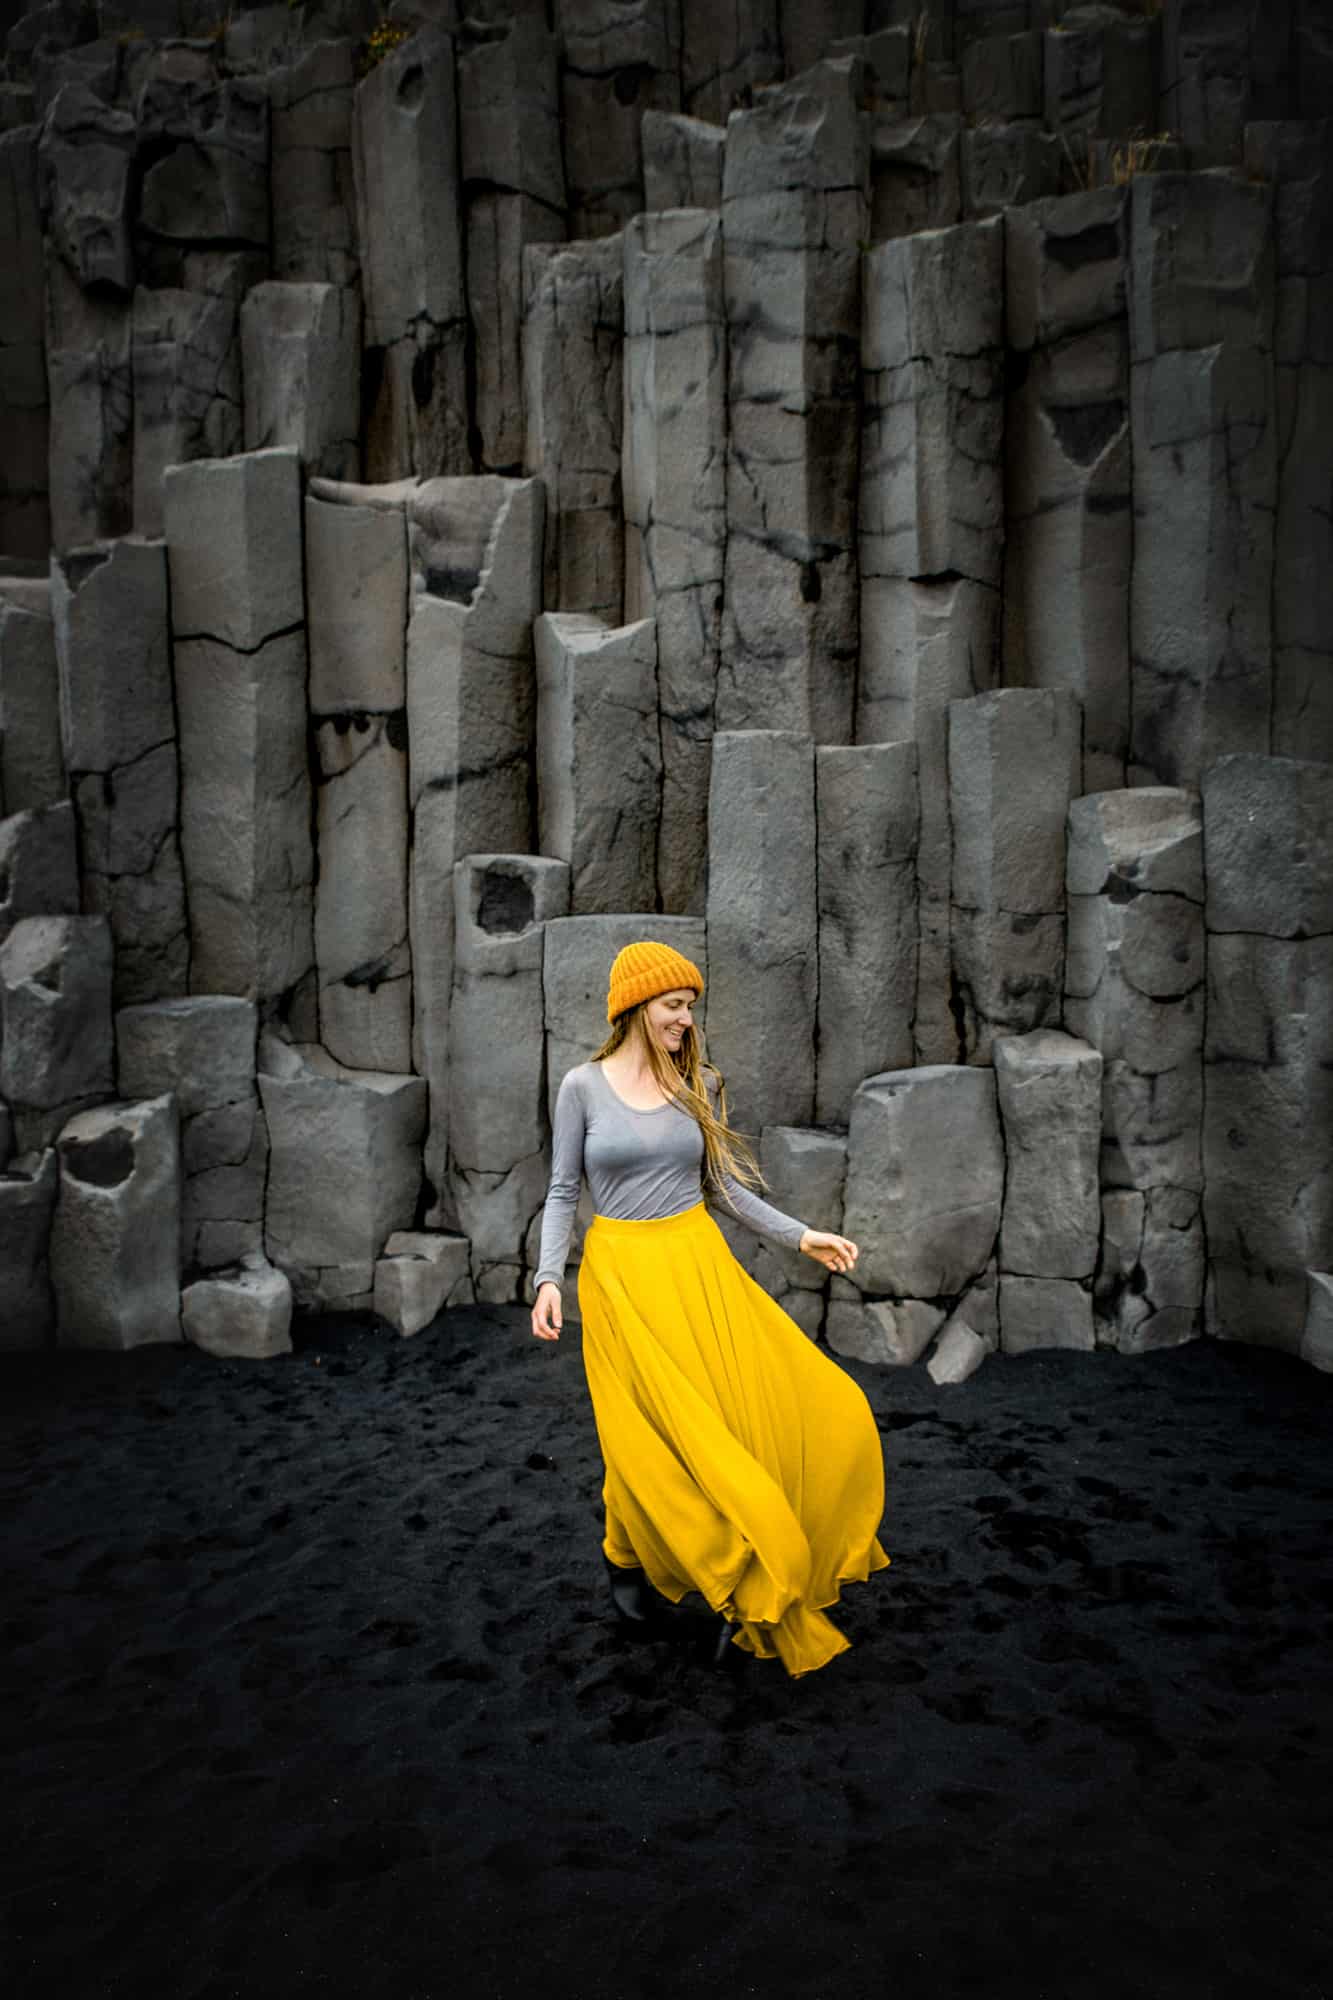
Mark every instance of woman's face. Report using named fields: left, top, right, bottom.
left=643, top=988, right=696, bottom=1055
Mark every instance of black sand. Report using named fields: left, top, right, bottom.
left=4, top=1308, right=1332, bottom=2000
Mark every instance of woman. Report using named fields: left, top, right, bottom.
left=530, top=939, right=890, bottom=1677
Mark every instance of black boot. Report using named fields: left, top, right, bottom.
left=711, top=1614, right=738, bottom=1667
left=605, top=1555, right=656, bottom=1628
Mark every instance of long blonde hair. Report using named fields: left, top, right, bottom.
left=590, top=1002, right=769, bottom=1202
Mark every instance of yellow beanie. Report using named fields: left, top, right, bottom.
left=606, top=939, right=704, bottom=1022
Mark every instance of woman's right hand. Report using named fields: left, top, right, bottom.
left=531, top=1281, right=563, bottom=1342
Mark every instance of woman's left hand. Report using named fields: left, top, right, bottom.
left=799, top=1230, right=859, bottom=1276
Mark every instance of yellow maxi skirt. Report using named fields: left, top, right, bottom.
left=576, top=1201, right=891, bottom=1678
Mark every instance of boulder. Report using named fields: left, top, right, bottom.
left=0, top=1147, right=57, bottom=1349
left=843, top=1066, right=1004, bottom=1299
left=0, top=915, right=113, bottom=1151
left=181, top=1255, right=293, bottom=1359
left=994, top=1030, right=1101, bottom=1281
left=374, top=1229, right=473, bottom=1336
left=826, top=1286, right=946, bottom=1366
left=927, top=1319, right=990, bottom=1385
left=51, top=1094, right=181, bottom=1349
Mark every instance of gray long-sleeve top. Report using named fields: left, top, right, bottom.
left=533, top=1060, right=808, bottom=1291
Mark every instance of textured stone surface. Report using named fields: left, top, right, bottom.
left=241, top=281, right=360, bottom=481
left=136, top=71, right=269, bottom=248
left=961, top=122, right=1060, bottom=219
left=557, top=0, right=682, bottom=236
left=0, top=915, right=113, bottom=1152
left=38, top=82, right=135, bottom=292
left=535, top=613, right=660, bottom=915
left=927, top=1318, right=990, bottom=1385
left=0, top=592, right=65, bottom=815
left=843, top=1066, right=1004, bottom=1300
left=268, top=38, right=358, bottom=288
left=705, top=731, right=817, bottom=1142
left=305, top=491, right=408, bottom=715
left=374, top=1229, right=473, bottom=1336
left=522, top=234, right=624, bottom=623
left=314, top=711, right=411, bottom=1074
left=131, top=285, right=242, bottom=537
left=1201, top=755, right=1332, bottom=940
left=870, top=113, right=961, bottom=242
left=1043, top=11, right=1158, bottom=145
left=826, top=1289, right=945, bottom=1367
left=641, top=110, right=725, bottom=210
left=948, top=688, right=1079, bottom=1062
left=352, top=25, right=467, bottom=481
left=814, top=742, right=918, bottom=1124
left=0, top=1148, right=57, bottom=1350
left=622, top=207, right=725, bottom=914
left=1300, top=1272, right=1333, bottom=1375
left=680, top=0, right=782, bottom=124
left=999, top=1275, right=1095, bottom=1354
left=748, top=1125, right=847, bottom=1307
left=447, top=854, right=570, bottom=1300
left=259, top=1037, right=426, bottom=1311
left=44, top=261, right=132, bottom=550
left=51, top=1094, right=181, bottom=1350
left=0, top=802, right=78, bottom=945
left=720, top=59, right=868, bottom=742
left=994, top=1029, right=1101, bottom=1280
left=181, top=1255, right=293, bottom=1359
left=0, top=128, right=50, bottom=557
left=164, top=446, right=303, bottom=654
left=1095, top=1184, right=1204, bottom=1354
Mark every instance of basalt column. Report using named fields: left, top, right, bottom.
left=0, top=125, right=50, bottom=557
left=720, top=57, right=869, bottom=744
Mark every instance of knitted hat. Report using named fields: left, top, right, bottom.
left=606, top=940, right=704, bottom=1022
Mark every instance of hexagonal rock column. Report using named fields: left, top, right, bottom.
left=841, top=1065, right=1004, bottom=1303
left=814, top=742, right=919, bottom=1126
left=268, top=38, right=359, bottom=288
left=50, top=1094, right=182, bottom=1350
left=459, top=18, right=566, bottom=475
left=705, top=731, right=817, bottom=1142
left=1159, top=0, right=1263, bottom=167
left=181, top=1255, right=293, bottom=1360
left=869, top=114, right=962, bottom=245
left=522, top=234, right=624, bottom=624
left=116, top=995, right=264, bottom=1275
left=0, top=582, right=65, bottom=814
left=1064, top=786, right=1205, bottom=1352
left=1202, top=755, right=1333, bottom=1357
left=556, top=0, right=682, bottom=237
left=721, top=59, right=869, bottom=743
left=1042, top=11, right=1159, bottom=159
left=535, top=613, right=660, bottom=915
left=131, top=284, right=244, bottom=538
left=1243, top=122, right=1333, bottom=764
left=748, top=1127, right=848, bottom=1342
left=374, top=1230, right=474, bottom=1337
left=52, top=538, right=188, bottom=1005
left=680, top=0, right=781, bottom=124
left=258, top=1036, right=427, bottom=1312
left=0, top=1149, right=58, bottom=1350
left=1127, top=172, right=1276, bottom=787
left=860, top=217, right=1004, bottom=1061
left=165, top=448, right=316, bottom=1025
left=0, top=128, right=50, bottom=558
left=1004, top=188, right=1131, bottom=794
left=0, top=915, right=114, bottom=1152
left=993, top=1029, right=1101, bottom=1355
left=0, top=802, right=78, bottom=946
left=404, top=476, right=543, bottom=1219
left=622, top=209, right=726, bottom=915
left=240, top=282, right=361, bottom=482
left=641, top=112, right=725, bottom=210
left=948, top=688, right=1080, bottom=1064
left=305, top=488, right=412, bottom=1074
left=447, top=854, right=571, bottom=1303
left=542, top=910, right=707, bottom=1286
left=352, top=25, right=468, bottom=482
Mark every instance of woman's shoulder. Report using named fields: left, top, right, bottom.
left=557, top=1060, right=599, bottom=1099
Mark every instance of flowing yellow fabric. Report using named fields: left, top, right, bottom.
left=576, top=1201, right=890, bottom=1678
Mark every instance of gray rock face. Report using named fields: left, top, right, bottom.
left=961, top=30, right=1042, bottom=121
left=1301, top=1272, right=1333, bottom=1375
left=622, top=208, right=725, bottom=914
left=259, top=1036, right=426, bottom=1311
left=814, top=742, right=919, bottom=1124
left=38, top=83, right=135, bottom=292
left=181, top=1255, right=293, bottom=1359
left=721, top=58, right=868, bottom=743
left=0, top=592, right=65, bottom=814
left=948, top=687, right=1079, bottom=1062
left=353, top=25, right=468, bottom=481
left=52, top=538, right=188, bottom=1004
left=268, top=38, right=358, bottom=288
left=166, top=449, right=314, bottom=1011
left=447, top=854, right=570, bottom=1301
left=1160, top=0, right=1261, bottom=167
left=51, top=1094, right=182, bottom=1350
left=994, top=1029, right=1101, bottom=1281
left=855, top=573, right=998, bottom=1065
left=535, top=613, right=660, bottom=915
left=870, top=113, right=961, bottom=242
left=0, top=128, right=51, bottom=559
left=1004, top=189, right=1131, bottom=793
left=45, top=262, right=132, bottom=550
left=1095, top=1184, right=1204, bottom=1355
left=641, top=110, right=724, bottom=209
left=1128, top=172, right=1276, bottom=787
left=374, top=1229, right=474, bottom=1336
left=136, top=70, right=270, bottom=248
left=1043, top=11, right=1158, bottom=145
left=240, top=281, right=361, bottom=481
left=0, top=915, right=113, bottom=1151
left=999, top=1274, right=1095, bottom=1354
left=116, top=995, right=264, bottom=1274
left=705, top=731, right=817, bottom=1141
left=305, top=491, right=409, bottom=715
left=0, top=802, right=78, bottom=945
left=0, top=1148, right=57, bottom=1350
left=843, top=1066, right=1004, bottom=1300
left=748, top=1125, right=847, bottom=1323
left=522, top=234, right=624, bottom=623
left=680, top=0, right=782, bottom=124
left=961, top=123, right=1060, bottom=219
left=1202, top=756, right=1332, bottom=1356
left=404, top=476, right=543, bottom=1217
left=826, top=1286, right=946, bottom=1367
left=558, top=0, right=682, bottom=237
left=131, top=285, right=243, bottom=537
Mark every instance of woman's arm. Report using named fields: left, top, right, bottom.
left=532, top=1067, right=586, bottom=1293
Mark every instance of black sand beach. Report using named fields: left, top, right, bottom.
left=4, top=1309, right=1332, bottom=2000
